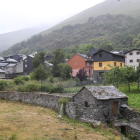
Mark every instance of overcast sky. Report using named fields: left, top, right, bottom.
left=0, top=0, right=105, bottom=34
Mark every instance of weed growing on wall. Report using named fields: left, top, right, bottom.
left=59, top=97, right=69, bottom=115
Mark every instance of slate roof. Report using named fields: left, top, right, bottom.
left=124, top=49, right=140, bottom=54
left=28, top=55, right=34, bottom=58
left=0, top=69, right=5, bottom=73
left=78, top=53, right=93, bottom=61
left=84, top=86, right=127, bottom=100
left=6, top=58, right=17, bottom=63
left=93, top=50, right=124, bottom=57
left=0, top=57, right=4, bottom=61
left=0, top=63, right=8, bottom=67
left=6, top=64, right=16, bottom=67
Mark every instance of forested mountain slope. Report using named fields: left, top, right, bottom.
left=1, top=14, right=140, bottom=56
left=41, top=0, right=140, bottom=35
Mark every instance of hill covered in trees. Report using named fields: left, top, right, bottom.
left=1, top=14, right=140, bottom=56
left=41, top=0, right=140, bottom=35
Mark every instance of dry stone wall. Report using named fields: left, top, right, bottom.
left=0, top=91, right=72, bottom=111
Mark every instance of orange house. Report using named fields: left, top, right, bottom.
left=67, top=53, right=93, bottom=78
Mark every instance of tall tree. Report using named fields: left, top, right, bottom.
left=103, top=66, right=122, bottom=88
left=51, top=48, right=65, bottom=77
left=136, top=62, right=140, bottom=90
left=32, top=52, right=46, bottom=69
left=33, top=64, right=48, bottom=81
left=58, top=63, right=72, bottom=79
left=121, top=66, right=135, bottom=92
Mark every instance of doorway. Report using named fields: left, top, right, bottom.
left=121, top=126, right=126, bottom=135
left=113, top=102, right=118, bottom=116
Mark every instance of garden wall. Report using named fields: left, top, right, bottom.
left=121, top=107, right=140, bottom=120
left=0, top=91, right=72, bottom=111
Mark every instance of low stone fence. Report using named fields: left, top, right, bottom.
left=121, top=107, right=140, bottom=120
left=126, top=124, right=140, bottom=140
left=0, top=91, right=73, bottom=112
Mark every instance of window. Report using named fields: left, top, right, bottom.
left=74, top=63, right=77, bottom=65
left=84, top=102, right=88, bottom=107
left=114, top=62, right=116, bottom=66
left=137, top=59, right=140, bottom=62
left=120, top=63, right=122, bottom=67
left=98, top=54, right=102, bottom=58
left=99, top=72, right=104, bottom=79
left=137, top=52, right=140, bottom=55
left=25, top=60, right=27, bottom=62
left=129, top=52, right=133, bottom=55
left=130, top=60, right=133, bottom=63
left=91, top=63, right=93, bottom=67
left=86, top=62, right=90, bottom=66
left=99, top=63, right=102, bottom=67
left=25, top=64, right=27, bottom=67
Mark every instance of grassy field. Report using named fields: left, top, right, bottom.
left=0, top=100, right=124, bottom=140
left=119, top=84, right=140, bottom=111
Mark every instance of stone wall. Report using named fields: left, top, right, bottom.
left=126, top=125, right=140, bottom=140
left=0, top=91, right=72, bottom=112
left=121, top=107, right=140, bottom=120
left=98, top=98, right=128, bottom=122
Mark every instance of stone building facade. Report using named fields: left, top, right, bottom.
left=66, top=86, right=128, bottom=123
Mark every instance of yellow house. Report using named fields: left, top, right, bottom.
left=93, top=50, right=125, bottom=82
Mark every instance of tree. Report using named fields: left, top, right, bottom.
left=51, top=48, right=65, bottom=77
left=136, top=62, right=140, bottom=90
left=76, top=68, right=87, bottom=81
left=20, top=48, right=29, bottom=55
left=33, top=64, right=48, bottom=81
left=83, top=44, right=95, bottom=54
left=121, top=66, right=135, bottom=92
left=32, top=52, right=46, bottom=69
left=103, top=66, right=123, bottom=88
left=58, top=63, right=72, bottom=79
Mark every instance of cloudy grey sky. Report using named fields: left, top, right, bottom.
left=0, top=0, right=104, bottom=34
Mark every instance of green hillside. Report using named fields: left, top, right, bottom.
left=1, top=14, right=140, bottom=56
left=1, top=0, right=140, bottom=56
left=41, top=0, right=140, bottom=35
left=0, top=25, right=51, bottom=52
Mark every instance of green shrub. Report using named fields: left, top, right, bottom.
left=17, top=83, right=40, bottom=92
left=20, top=76, right=29, bottom=81
left=41, top=84, right=51, bottom=92
left=49, top=84, right=64, bottom=93
left=59, top=97, right=69, bottom=104
left=0, top=80, right=8, bottom=91
left=49, top=76, right=54, bottom=83
left=14, top=77, right=24, bottom=85
left=30, top=72, right=36, bottom=80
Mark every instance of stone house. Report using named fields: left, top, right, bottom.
left=66, top=86, right=128, bottom=123
left=0, top=69, right=5, bottom=78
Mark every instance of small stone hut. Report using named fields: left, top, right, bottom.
left=66, top=86, right=128, bottom=123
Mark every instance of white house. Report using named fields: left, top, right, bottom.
left=124, top=49, right=140, bottom=69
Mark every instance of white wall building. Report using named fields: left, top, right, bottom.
left=125, top=49, right=140, bottom=69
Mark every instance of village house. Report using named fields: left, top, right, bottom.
left=67, top=53, right=93, bottom=79
left=66, top=86, right=128, bottom=123
left=93, top=50, right=125, bottom=82
left=0, top=69, right=5, bottom=78
left=23, top=54, right=35, bottom=75
left=124, top=49, right=140, bottom=70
